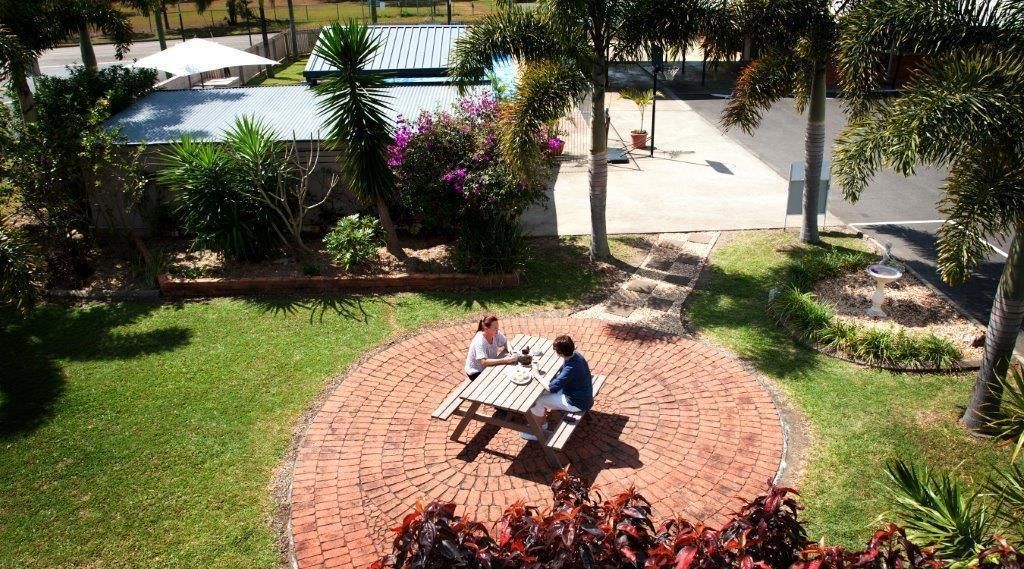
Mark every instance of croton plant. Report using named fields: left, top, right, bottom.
left=371, top=469, right=1023, bottom=569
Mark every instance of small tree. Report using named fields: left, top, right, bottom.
left=223, top=116, right=338, bottom=257
left=621, top=88, right=653, bottom=134
left=314, top=21, right=405, bottom=259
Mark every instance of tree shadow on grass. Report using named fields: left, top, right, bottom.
left=0, top=302, right=192, bottom=435
left=243, top=295, right=377, bottom=324
left=685, top=234, right=869, bottom=380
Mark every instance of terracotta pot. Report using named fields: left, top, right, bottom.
left=549, top=138, right=565, bottom=156
left=630, top=130, right=648, bottom=150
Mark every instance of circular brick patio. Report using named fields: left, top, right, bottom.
left=288, top=318, right=784, bottom=568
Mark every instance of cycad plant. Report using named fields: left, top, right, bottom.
left=451, top=0, right=720, bottom=261
left=832, top=0, right=1024, bottom=432
left=884, top=460, right=993, bottom=565
left=314, top=21, right=404, bottom=259
left=712, top=0, right=842, bottom=245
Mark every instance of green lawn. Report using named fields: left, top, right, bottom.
left=122, top=0, right=504, bottom=42
left=0, top=237, right=612, bottom=567
left=247, top=58, right=308, bottom=86
left=687, top=230, right=1009, bottom=548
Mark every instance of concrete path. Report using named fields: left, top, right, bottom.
left=521, top=90, right=791, bottom=236
left=574, top=231, right=718, bottom=335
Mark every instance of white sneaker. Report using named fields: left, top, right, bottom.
left=520, top=423, right=548, bottom=441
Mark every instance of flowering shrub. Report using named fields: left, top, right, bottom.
left=387, top=94, right=550, bottom=272
left=370, top=469, right=1024, bottom=568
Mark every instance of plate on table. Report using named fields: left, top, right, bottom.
left=506, top=365, right=534, bottom=385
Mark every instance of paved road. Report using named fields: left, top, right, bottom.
left=37, top=34, right=264, bottom=77
left=683, top=96, right=1007, bottom=326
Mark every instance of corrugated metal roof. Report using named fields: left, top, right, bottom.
left=304, top=25, right=468, bottom=80
left=107, top=84, right=481, bottom=145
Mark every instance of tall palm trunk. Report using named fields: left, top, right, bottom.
left=11, top=60, right=37, bottom=123
left=154, top=9, right=167, bottom=50
left=375, top=197, right=405, bottom=259
left=963, top=229, right=1024, bottom=431
left=801, top=63, right=826, bottom=244
left=258, top=1, right=275, bottom=77
left=286, top=0, right=298, bottom=58
left=588, top=58, right=610, bottom=261
left=79, top=21, right=98, bottom=71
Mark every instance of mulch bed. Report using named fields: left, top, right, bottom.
left=150, top=236, right=458, bottom=279
left=813, top=268, right=985, bottom=362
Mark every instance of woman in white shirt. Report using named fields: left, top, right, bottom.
left=464, top=315, right=516, bottom=380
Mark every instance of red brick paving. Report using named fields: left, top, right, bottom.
left=288, top=318, right=784, bottom=568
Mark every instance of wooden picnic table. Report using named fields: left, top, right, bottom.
left=431, top=334, right=607, bottom=469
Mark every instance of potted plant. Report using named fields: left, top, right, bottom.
left=545, top=123, right=566, bottom=157
left=621, top=88, right=653, bottom=149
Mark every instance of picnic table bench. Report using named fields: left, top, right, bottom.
left=431, top=333, right=606, bottom=468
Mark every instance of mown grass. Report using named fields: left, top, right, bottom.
left=0, top=236, right=622, bottom=568
left=687, top=230, right=1009, bottom=548
left=121, top=0, right=504, bottom=42
left=246, top=58, right=308, bottom=86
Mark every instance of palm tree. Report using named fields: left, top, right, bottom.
left=832, top=0, right=1024, bottom=432
left=255, top=0, right=274, bottom=78
left=711, top=0, right=844, bottom=245
left=313, top=21, right=405, bottom=259
left=451, top=1, right=719, bottom=261
left=0, top=0, right=72, bottom=123
left=71, top=0, right=134, bottom=71
left=124, top=0, right=168, bottom=50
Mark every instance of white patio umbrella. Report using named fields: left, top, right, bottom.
left=131, top=38, right=277, bottom=77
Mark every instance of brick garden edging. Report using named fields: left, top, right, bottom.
left=131, top=233, right=519, bottom=298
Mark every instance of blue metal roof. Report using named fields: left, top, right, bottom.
left=107, top=84, right=482, bottom=145
left=304, top=25, right=468, bottom=80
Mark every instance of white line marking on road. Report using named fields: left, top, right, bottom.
left=980, top=239, right=1009, bottom=258
left=848, top=219, right=947, bottom=227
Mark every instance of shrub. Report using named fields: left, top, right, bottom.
left=453, top=213, right=527, bottom=274
left=159, top=136, right=280, bottom=262
left=0, top=69, right=149, bottom=286
left=387, top=94, right=548, bottom=272
left=372, top=469, right=950, bottom=569
left=989, top=368, right=1024, bottom=463
left=323, top=214, right=383, bottom=270
left=767, top=244, right=962, bottom=369
left=0, top=227, right=40, bottom=313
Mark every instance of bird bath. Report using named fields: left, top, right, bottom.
left=865, top=263, right=903, bottom=318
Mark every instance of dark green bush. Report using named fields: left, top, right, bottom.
left=453, top=213, right=527, bottom=274
left=323, top=214, right=383, bottom=270
left=0, top=227, right=40, bottom=313
left=159, top=137, right=280, bottom=261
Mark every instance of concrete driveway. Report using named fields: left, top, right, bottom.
left=521, top=89, right=791, bottom=236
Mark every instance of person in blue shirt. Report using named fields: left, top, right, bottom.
left=521, top=335, right=593, bottom=441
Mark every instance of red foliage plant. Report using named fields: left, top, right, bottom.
left=370, top=469, right=954, bottom=569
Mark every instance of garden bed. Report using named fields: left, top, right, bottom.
left=132, top=235, right=519, bottom=298
left=813, top=269, right=984, bottom=362
left=764, top=239, right=974, bottom=371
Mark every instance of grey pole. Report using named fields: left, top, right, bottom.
left=650, top=45, right=663, bottom=157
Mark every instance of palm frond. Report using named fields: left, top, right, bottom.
left=989, top=462, right=1024, bottom=539
left=935, top=153, right=1024, bottom=285
left=499, top=59, right=589, bottom=179
left=884, top=460, right=993, bottom=564
left=987, top=368, right=1024, bottom=463
left=449, top=7, right=569, bottom=89
left=833, top=52, right=1024, bottom=206
left=838, top=0, right=1024, bottom=112
left=722, top=53, right=800, bottom=134
left=313, top=20, right=395, bottom=205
